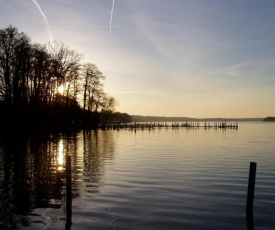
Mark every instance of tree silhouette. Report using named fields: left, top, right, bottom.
left=0, top=26, right=129, bottom=129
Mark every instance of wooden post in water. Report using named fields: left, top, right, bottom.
left=66, top=156, right=72, bottom=229
left=246, top=162, right=257, bottom=230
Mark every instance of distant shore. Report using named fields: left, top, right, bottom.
left=263, top=117, right=275, bottom=122
left=131, top=115, right=263, bottom=122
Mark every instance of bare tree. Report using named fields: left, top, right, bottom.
left=0, top=26, right=31, bottom=103
left=81, top=63, right=105, bottom=112
left=49, top=41, right=83, bottom=103
left=100, top=95, right=118, bottom=124
left=29, top=44, right=51, bottom=104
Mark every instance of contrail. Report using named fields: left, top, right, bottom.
left=31, top=0, right=54, bottom=48
left=110, top=0, right=115, bottom=36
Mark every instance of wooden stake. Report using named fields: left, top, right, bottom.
left=66, top=156, right=72, bottom=229
left=246, top=162, right=257, bottom=230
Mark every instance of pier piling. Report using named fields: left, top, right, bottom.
left=99, top=122, right=239, bottom=130
left=246, top=162, right=257, bottom=230
left=66, top=156, right=72, bottom=229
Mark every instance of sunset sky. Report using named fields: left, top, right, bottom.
left=1, top=0, right=275, bottom=118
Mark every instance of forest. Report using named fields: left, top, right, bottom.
left=0, top=26, right=131, bottom=130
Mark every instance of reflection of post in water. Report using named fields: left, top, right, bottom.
left=65, top=156, right=72, bottom=229
left=246, top=162, right=257, bottom=230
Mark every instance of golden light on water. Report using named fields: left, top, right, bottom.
left=57, top=139, right=64, bottom=171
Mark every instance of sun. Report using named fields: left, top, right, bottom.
left=58, top=85, right=65, bottom=94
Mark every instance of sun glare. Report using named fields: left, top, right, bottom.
left=58, top=85, right=64, bottom=94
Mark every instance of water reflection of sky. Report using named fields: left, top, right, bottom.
left=1, top=123, right=275, bottom=229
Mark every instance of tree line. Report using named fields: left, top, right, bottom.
left=0, top=26, right=131, bottom=129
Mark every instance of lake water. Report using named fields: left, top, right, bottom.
left=0, top=122, right=275, bottom=229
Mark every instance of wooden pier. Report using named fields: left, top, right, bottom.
left=100, top=121, right=238, bottom=131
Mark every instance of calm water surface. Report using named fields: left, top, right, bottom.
left=0, top=122, right=275, bottom=229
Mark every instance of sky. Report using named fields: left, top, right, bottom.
left=1, top=0, right=275, bottom=118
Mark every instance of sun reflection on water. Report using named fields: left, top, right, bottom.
left=57, top=139, right=64, bottom=171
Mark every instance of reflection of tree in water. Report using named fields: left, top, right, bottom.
left=80, top=130, right=115, bottom=195
left=0, top=132, right=78, bottom=229
left=0, top=132, right=30, bottom=229
left=0, top=130, right=115, bottom=228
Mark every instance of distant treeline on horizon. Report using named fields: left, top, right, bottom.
left=131, top=115, right=264, bottom=122
left=263, top=117, right=275, bottom=122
